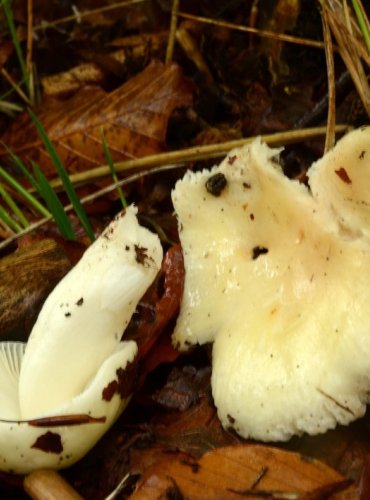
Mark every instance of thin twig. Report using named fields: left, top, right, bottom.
left=0, top=125, right=351, bottom=250
left=1, top=68, right=32, bottom=106
left=46, top=125, right=351, bottom=190
left=33, top=0, right=147, bottom=31
left=178, top=11, right=327, bottom=50
left=104, top=473, right=130, bottom=500
left=176, top=27, right=213, bottom=83
left=0, top=163, right=182, bottom=251
left=26, top=0, right=34, bottom=104
left=165, top=0, right=180, bottom=64
left=322, top=7, right=336, bottom=152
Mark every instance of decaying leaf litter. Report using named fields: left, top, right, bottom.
left=0, top=0, right=370, bottom=498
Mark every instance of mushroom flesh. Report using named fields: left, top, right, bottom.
left=172, top=127, right=370, bottom=441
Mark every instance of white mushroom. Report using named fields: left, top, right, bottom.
left=172, top=128, right=370, bottom=441
left=0, top=206, right=162, bottom=473
left=308, top=126, right=370, bottom=240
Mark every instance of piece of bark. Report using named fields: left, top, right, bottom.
left=0, top=239, right=71, bottom=340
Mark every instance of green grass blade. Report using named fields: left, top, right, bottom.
left=352, top=0, right=370, bottom=54
left=33, top=162, right=75, bottom=240
left=0, top=184, right=29, bottom=228
left=2, top=143, right=40, bottom=190
left=0, top=204, right=22, bottom=232
left=0, top=165, right=50, bottom=217
left=1, top=0, right=30, bottom=94
left=101, top=128, right=127, bottom=209
left=28, top=108, right=95, bottom=241
left=0, top=101, right=23, bottom=115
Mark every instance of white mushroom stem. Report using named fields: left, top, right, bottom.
left=19, top=206, right=162, bottom=418
left=172, top=128, right=370, bottom=441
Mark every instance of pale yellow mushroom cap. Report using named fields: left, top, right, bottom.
left=172, top=128, right=370, bottom=441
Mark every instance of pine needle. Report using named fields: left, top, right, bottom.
left=321, top=0, right=370, bottom=118
left=178, top=11, right=326, bottom=50
left=321, top=7, right=336, bottom=152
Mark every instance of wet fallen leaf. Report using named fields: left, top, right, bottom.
left=129, top=444, right=349, bottom=499
left=0, top=61, right=193, bottom=177
left=125, top=244, right=184, bottom=378
left=358, top=454, right=370, bottom=500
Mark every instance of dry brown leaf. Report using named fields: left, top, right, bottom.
left=129, top=444, right=349, bottom=499
left=125, top=244, right=184, bottom=370
left=0, top=61, right=193, bottom=177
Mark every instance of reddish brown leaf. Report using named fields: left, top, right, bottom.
left=0, top=61, right=193, bottom=176
left=129, top=444, right=347, bottom=499
left=125, top=244, right=184, bottom=380
left=359, top=454, right=370, bottom=499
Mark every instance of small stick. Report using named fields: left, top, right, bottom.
left=0, top=68, right=32, bottom=106
left=0, top=164, right=181, bottom=251
left=0, top=126, right=351, bottom=251
left=321, top=7, right=336, bottom=152
left=33, top=0, right=146, bottom=31
left=104, top=472, right=130, bottom=500
left=176, top=26, right=213, bottom=83
left=178, top=11, right=327, bottom=50
left=248, top=0, right=260, bottom=47
left=26, top=0, right=34, bottom=100
left=165, top=0, right=180, bottom=64
left=48, top=125, right=351, bottom=188
left=24, top=469, right=83, bottom=500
